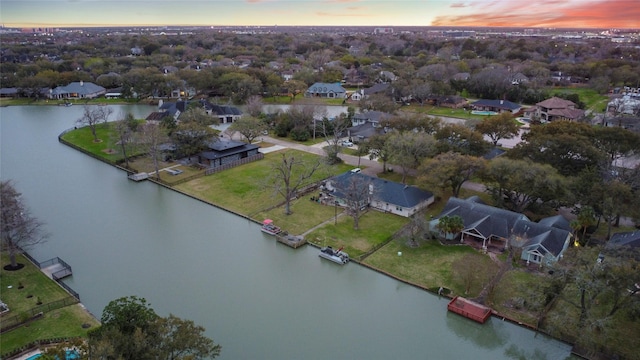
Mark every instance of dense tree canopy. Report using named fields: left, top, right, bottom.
left=89, top=296, right=221, bottom=360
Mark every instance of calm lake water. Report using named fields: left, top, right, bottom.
left=0, top=105, right=576, bottom=359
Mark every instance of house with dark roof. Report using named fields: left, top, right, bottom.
left=428, top=95, right=468, bottom=109
left=0, top=87, right=19, bottom=98
left=350, top=83, right=390, bottom=101
left=197, top=139, right=261, bottom=169
left=323, top=172, right=434, bottom=217
left=49, top=81, right=106, bottom=100
left=198, top=99, right=243, bottom=124
left=525, top=97, right=585, bottom=122
left=607, top=230, right=640, bottom=248
left=471, top=99, right=521, bottom=114
left=305, top=82, right=347, bottom=99
left=150, top=100, right=242, bottom=124
left=429, top=197, right=573, bottom=266
left=347, top=110, right=393, bottom=142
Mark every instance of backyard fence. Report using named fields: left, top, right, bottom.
left=205, top=153, right=264, bottom=175
left=0, top=296, right=79, bottom=333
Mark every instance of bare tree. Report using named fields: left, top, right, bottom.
left=316, top=113, right=351, bottom=164
left=333, top=173, right=374, bottom=230
left=270, top=153, right=322, bottom=215
left=1, top=180, right=49, bottom=270
left=113, top=112, right=136, bottom=169
left=139, top=122, right=168, bottom=180
left=77, top=105, right=113, bottom=142
left=245, top=95, right=264, bottom=117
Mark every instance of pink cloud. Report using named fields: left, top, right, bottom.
left=450, top=3, right=468, bottom=8
left=433, top=0, right=640, bottom=28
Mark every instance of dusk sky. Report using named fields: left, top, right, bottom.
left=1, top=0, right=638, bottom=29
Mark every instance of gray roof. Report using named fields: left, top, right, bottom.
left=362, top=83, right=389, bottom=95
left=353, top=110, right=392, bottom=124
left=306, top=82, right=346, bottom=95
left=471, top=99, right=521, bottom=111
left=0, top=87, right=18, bottom=95
left=537, top=215, right=572, bottom=232
left=330, top=172, right=433, bottom=208
left=199, top=100, right=243, bottom=116
left=52, top=81, right=105, bottom=96
left=437, top=197, right=528, bottom=239
left=436, top=197, right=571, bottom=257
left=347, top=122, right=382, bottom=139
left=608, top=230, right=640, bottom=248
left=514, top=220, right=571, bottom=257
left=199, top=139, right=259, bottom=160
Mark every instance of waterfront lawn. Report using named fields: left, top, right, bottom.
left=363, top=240, right=497, bottom=297
left=255, top=197, right=338, bottom=236
left=0, top=254, right=100, bottom=356
left=127, top=157, right=203, bottom=184
left=488, top=269, right=541, bottom=325
left=0, top=254, right=73, bottom=314
left=1, top=304, right=99, bottom=356
left=176, top=149, right=351, bottom=215
left=305, top=210, right=410, bottom=258
left=60, top=123, right=144, bottom=163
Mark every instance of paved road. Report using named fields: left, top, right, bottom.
left=259, top=135, right=386, bottom=176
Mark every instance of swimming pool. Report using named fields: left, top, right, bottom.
left=26, top=349, right=79, bottom=360
left=471, top=110, right=498, bottom=116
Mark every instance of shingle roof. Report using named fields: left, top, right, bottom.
left=513, top=220, right=571, bottom=256
left=537, top=215, right=572, bottom=232
left=199, top=100, right=243, bottom=116
left=547, top=107, right=585, bottom=120
left=436, top=197, right=572, bottom=258
left=536, top=96, right=576, bottom=109
left=329, top=172, right=433, bottom=208
left=353, top=110, right=392, bottom=124
left=362, top=83, right=389, bottom=95
left=199, top=139, right=259, bottom=160
left=471, top=99, right=521, bottom=111
left=608, top=230, right=640, bottom=248
left=307, top=82, right=346, bottom=95
left=54, top=81, right=105, bottom=96
left=437, top=197, right=528, bottom=240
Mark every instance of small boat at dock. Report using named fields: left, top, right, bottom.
left=261, top=219, right=282, bottom=235
left=319, top=246, right=349, bottom=264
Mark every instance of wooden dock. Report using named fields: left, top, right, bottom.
left=275, top=233, right=306, bottom=248
left=447, top=296, right=492, bottom=324
left=128, top=172, right=149, bottom=181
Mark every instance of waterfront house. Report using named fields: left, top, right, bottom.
left=305, top=82, right=347, bottom=99
left=429, top=197, right=572, bottom=266
left=471, top=99, right=521, bottom=114
left=323, top=172, right=434, bottom=217
left=197, top=139, right=261, bottom=169
left=49, top=81, right=106, bottom=100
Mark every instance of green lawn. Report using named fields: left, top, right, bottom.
left=176, top=149, right=352, bottom=215
left=488, top=269, right=541, bottom=324
left=305, top=210, right=409, bottom=258
left=547, top=87, right=610, bottom=112
left=254, top=197, right=338, bottom=236
left=60, top=123, right=145, bottom=163
left=364, top=240, right=497, bottom=297
left=0, top=253, right=100, bottom=356
left=1, top=254, right=75, bottom=313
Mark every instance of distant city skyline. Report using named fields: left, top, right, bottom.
left=1, top=0, right=638, bottom=29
